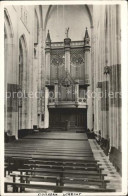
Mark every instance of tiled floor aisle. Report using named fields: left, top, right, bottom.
left=89, top=139, right=122, bottom=192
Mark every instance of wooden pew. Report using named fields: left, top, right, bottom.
left=5, top=151, right=94, bottom=157
left=5, top=132, right=111, bottom=193
left=5, top=182, right=115, bottom=193
left=17, top=168, right=107, bottom=180
left=5, top=156, right=100, bottom=176
left=5, top=160, right=102, bottom=177
left=10, top=173, right=110, bottom=189
left=23, top=163, right=104, bottom=175
left=29, top=159, right=99, bottom=166
left=24, top=163, right=102, bottom=172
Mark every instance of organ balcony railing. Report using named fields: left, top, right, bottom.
left=48, top=96, right=87, bottom=108
left=47, top=82, right=87, bottom=108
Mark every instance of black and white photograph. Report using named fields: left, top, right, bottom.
left=0, top=1, right=127, bottom=195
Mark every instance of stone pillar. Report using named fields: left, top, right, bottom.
left=54, top=80, right=58, bottom=104
left=84, top=28, right=93, bottom=130
left=44, top=87, right=49, bottom=128
left=84, top=28, right=90, bottom=84
left=22, top=46, right=27, bottom=130
left=64, top=38, right=71, bottom=73
left=116, top=5, right=121, bottom=151
left=37, top=28, right=43, bottom=128
left=32, top=53, right=38, bottom=127
left=40, top=29, right=46, bottom=129
left=75, top=80, right=79, bottom=103
left=45, top=30, right=51, bottom=83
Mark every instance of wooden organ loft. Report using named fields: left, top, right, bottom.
left=45, top=28, right=91, bottom=131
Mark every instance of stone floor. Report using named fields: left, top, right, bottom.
left=89, top=139, right=122, bottom=192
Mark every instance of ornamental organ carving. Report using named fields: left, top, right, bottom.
left=50, top=49, right=65, bottom=81
left=70, top=48, right=85, bottom=81
left=58, top=72, right=75, bottom=101
left=45, top=28, right=91, bottom=107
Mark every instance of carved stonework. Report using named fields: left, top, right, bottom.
left=51, top=55, right=64, bottom=67
left=71, top=48, right=84, bottom=68
left=51, top=50, right=65, bottom=68
left=64, top=38, right=71, bottom=47
left=60, top=70, right=74, bottom=87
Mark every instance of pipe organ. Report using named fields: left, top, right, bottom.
left=45, top=28, right=92, bottom=129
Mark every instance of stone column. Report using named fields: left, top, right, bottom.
left=22, top=46, right=27, bottom=130
left=45, top=30, right=51, bottom=83
left=54, top=80, right=58, bottom=104
left=116, top=5, right=121, bottom=151
left=64, top=38, right=71, bottom=73
left=37, top=28, right=43, bottom=128
left=32, top=49, right=38, bottom=127
left=40, top=29, right=46, bottom=129
left=75, top=80, right=79, bottom=104
left=44, top=87, right=49, bottom=128
left=84, top=28, right=90, bottom=84
left=84, top=28, right=93, bottom=130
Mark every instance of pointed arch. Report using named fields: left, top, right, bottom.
left=44, top=5, right=93, bottom=29
left=34, top=9, right=39, bottom=44
left=44, top=5, right=52, bottom=30
left=4, top=8, right=14, bottom=38
left=85, top=5, right=93, bottom=28
left=35, top=5, right=43, bottom=29
left=19, top=34, right=27, bottom=55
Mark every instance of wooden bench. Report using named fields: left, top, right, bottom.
left=17, top=168, right=107, bottom=180
left=5, top=182, right=115, bottom=193
left=24, top=163, right=103, bottom=173
left=10, top=173, right=110, bottom=189
left=6, top=154, right=96, bottom=161
left=5, top=157, right=100, bottom=176
left=5, top=132, right=110, bottom=193
left=29, top=159, right=99, bottom=166
left=5, top=151, right=94, bottom=157
left=5, top=160, right=102, bottom=177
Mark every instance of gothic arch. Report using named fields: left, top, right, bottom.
left=34, top=9, right=39, bottom=44
left=44, top=5, right=93, bottom=29
left=19, top=34, right=27, bottom=56
left=35, top=5, right=43, bottom=29
left=4, top=8, right=14, bottom=39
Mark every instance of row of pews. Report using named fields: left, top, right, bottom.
left=5, top=132, right=115, bottom=193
